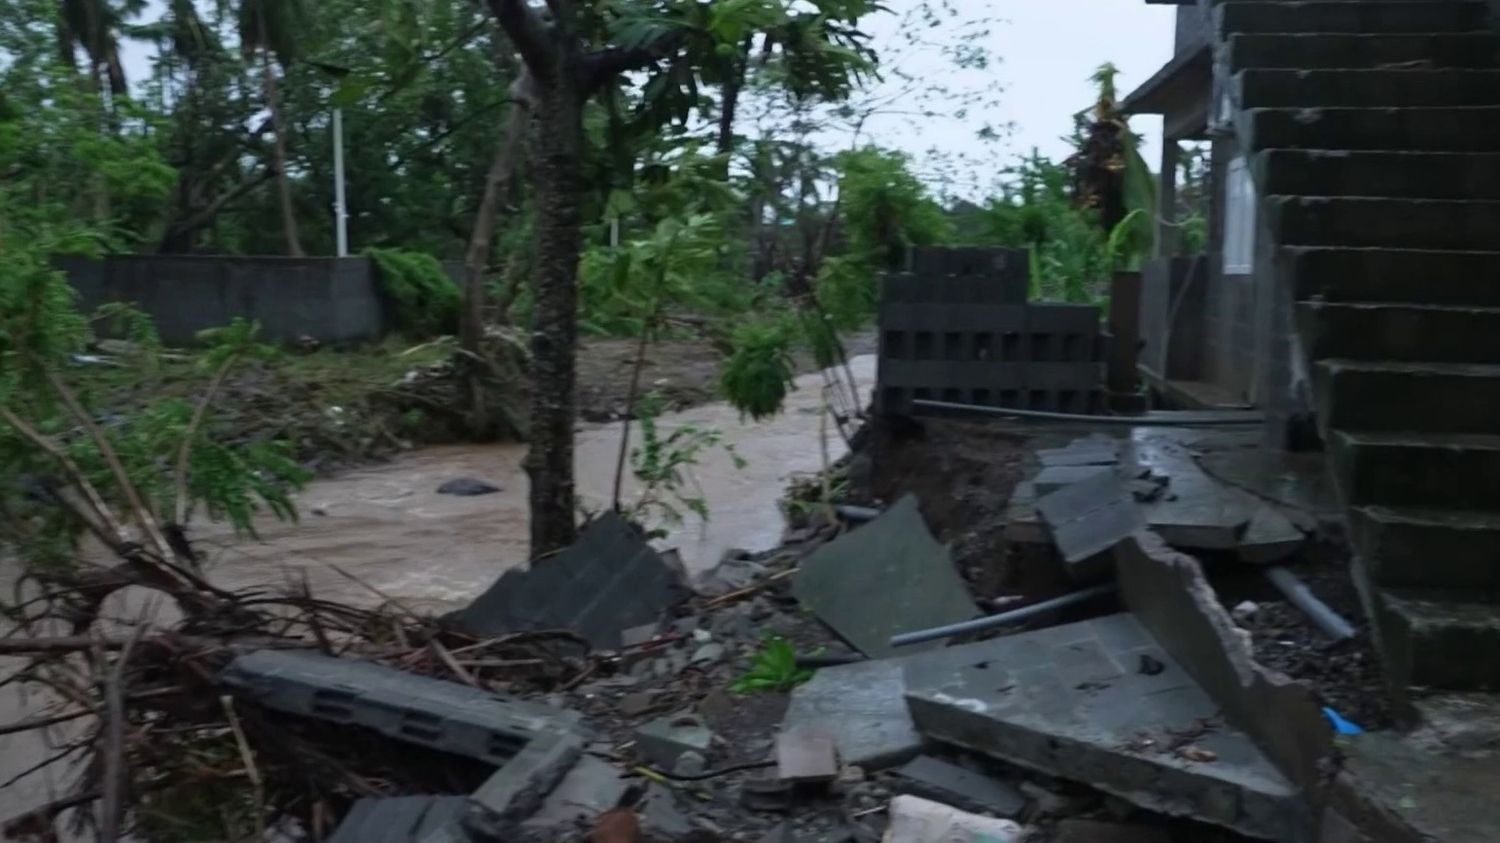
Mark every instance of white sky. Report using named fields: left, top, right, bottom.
left=117, top=0, right=1176, bottom=192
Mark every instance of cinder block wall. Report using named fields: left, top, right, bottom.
left=55, top=255, right=388, bottom=345
left=877, top=247, right=1105, bottom=414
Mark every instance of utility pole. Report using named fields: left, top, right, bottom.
left=333, top=107, right=349, bottom=257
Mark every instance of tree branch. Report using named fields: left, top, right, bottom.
left=485, top=0, right=555, bottom=76
left=579, top=29, right=689, bottom=96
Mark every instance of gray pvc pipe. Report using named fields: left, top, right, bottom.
left=890, top=583, right=1118, bottom=648
left=834, top=504, right=881, bottom=523
left=1264, top=566, right=1356, bottom=641
left=910, top=399, right=1264, bottom=427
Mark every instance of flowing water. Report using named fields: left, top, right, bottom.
left=0, top=355, right=876, bottom=825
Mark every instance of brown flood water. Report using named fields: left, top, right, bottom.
left=0, top=355, right=874, bottom=825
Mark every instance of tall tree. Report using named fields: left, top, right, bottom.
left=238, top=0, right=307, bottom=256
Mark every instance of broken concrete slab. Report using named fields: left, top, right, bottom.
left=891, top=755, right=1026, bottom=818
left=1236, top=504, right=1307, bottom=565
left=1035, top=471, right=1145, bottom=580
left=776, top=729, right=839, bottom=784
left=327, top=795, right=468, bottom=843
left=219, top=650, right=586, bottom=833
left=884, top=795, right=1025, bottom=842
left=218, top=650, right=585, bottom=764
left=1037, top=439, right=1122, bottom=468
left=1033, top=464, right=1115, bottom=496
left=1053, top=818, right=1172, bottom=843
left=792, top=494, right=977, bottom=658
left=635, top=713, right=713, bottom=770
left=1114, top=532, right=1333, bottom=807
left=780, top=657, right=927, bottom=770
left=523, top=755, right=687, bottom=841
left=1324, top=728, right=1500, bottom=843
left=1142, top=472, right=1254, bottom=550
left=902, top=614, right=1307, bottom=841
left=523, top=755, right=627, bottom=831
left=447, top=511, right=691, bottom=650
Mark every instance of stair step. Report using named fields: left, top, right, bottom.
left=1315, top=359, right=1500, bottom=434
left=1257, top=150, right=1500, bottom=199
left=1353, top=505, right=1500, bottom=592
left=1229, top=32, right=1500, bottom=71
left=1284, top=247, right=1500, bottom=305
left=1332, top=430, right=1500, bottom=507
left=1218, top=1, right=1490, bottom=36
left=1301, top=302, right=1500, bottom=362
left=1376, top=589, right=1500, bottom=691
left=1268, top=196, right=1500, bottom=250
left=1237, top=69, right=1500, bottom=107
left=1243, top=107, right=1500, bottom=151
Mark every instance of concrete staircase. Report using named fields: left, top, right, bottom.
left=1225, top=0, right=1500, bottom=701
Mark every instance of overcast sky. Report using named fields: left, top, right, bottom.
left=838, top=0, right=1176, bottom=195
left=118, top=0, right=1175, bottom=193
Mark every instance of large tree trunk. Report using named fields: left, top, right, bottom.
left=524, top=78, right=584, bottom=558
left=261, top=54, right=305, bottom=257
left=459, top=105, right=528, bottom=437
left=715, top=38, right=752, bottom=157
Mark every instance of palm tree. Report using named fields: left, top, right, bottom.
left=238, top=0, right=307, bottom=256
left=58, top=0, right=141, bottom=98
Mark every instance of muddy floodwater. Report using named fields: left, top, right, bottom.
left=0, top=356, right=874, bottom=826
left=196, top=354, right=874, bottom=610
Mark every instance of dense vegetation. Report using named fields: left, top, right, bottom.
left=0, top=0, right=1204, bottom=556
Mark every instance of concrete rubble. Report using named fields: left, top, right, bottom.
left=169, top=421, right=1414, bottom=843
left=446, top=511, right=692, bottom=650
left=791, top=494, right=978, bottom=658
left=1011, top=432, right=1308, bottom=565
left=901, top=614, right=1305, bottom=841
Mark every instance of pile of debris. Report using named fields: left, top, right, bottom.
left=0, top=429, right=1378, bottom=843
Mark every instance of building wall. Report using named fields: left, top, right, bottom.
left=56, top=255, right=389, bottom=345
left=1175, top=3, right=1211, bottom=55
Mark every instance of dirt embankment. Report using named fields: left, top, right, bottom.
left=84, top=331, right=876, bottom=476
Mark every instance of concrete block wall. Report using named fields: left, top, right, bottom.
left=877, top=247, right=1105, bottom=415
left=56, top=254, right=389, bottom=345
left=1138, top=256, right=1209, bottom=382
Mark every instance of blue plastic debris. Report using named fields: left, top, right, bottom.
left=1323, top=706, right=1363, bottom=735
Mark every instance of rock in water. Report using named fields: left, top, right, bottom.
left=437, top=477, right=501, bottom=496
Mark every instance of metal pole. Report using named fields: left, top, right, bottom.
left=910, top=399, right=1263, bottom=427
left=333, top=107, right=348, bottom=257
left=889, top=583, right=1117, bottom=648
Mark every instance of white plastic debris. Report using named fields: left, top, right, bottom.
left=882, top=795, right=1025, bottom=843
left=1231, top=600, right=1260, bottom=625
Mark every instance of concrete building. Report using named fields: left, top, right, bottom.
left=1122, top=2, right=1264, bottom=413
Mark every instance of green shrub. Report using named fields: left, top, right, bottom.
left=365, top=248, right=460, bottom=336
left=721, top=319, right=797, bottom=421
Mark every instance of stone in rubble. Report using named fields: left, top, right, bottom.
left=437, top=477, right=501, bottom=496
left=902, top=613, right=1305, bottom=842
left=776, top=729, right=839, bottom=784
left=635, top=712, right=713, bottom=770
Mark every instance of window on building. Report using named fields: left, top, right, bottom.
left=1223, top=154, right=1256, bottom=275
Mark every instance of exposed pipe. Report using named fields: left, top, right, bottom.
left=890, top=583, right=1118, bottom=648
left=834, top=504, right=881, bottom=523
left=1264, top=566, right=1356, bottom=641
left=911, top=399, right=1263, bottom=427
